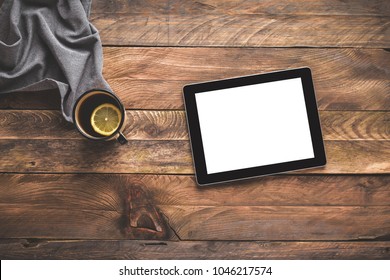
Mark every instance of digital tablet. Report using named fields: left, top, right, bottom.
left=183, top=67, right=326, bottom=186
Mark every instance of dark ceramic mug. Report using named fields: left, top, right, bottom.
left=73, top=89, right=128, bottom=144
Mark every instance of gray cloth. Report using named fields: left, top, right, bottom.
left=0, top=0, right=111, bottom=122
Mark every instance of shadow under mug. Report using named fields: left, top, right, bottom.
left=73, top=89, right=128, bottom=144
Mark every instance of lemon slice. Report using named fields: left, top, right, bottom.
left=90, top=103, right=121, bottom=136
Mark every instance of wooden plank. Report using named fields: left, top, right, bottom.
left=0, top=110, right=388, bottom=141
left=0, top=139, right=193, bottom=174
left=305, top=141, right=390, bottom=174
left=0, top=204, right=388, bottom=240
left=1, top=48, right=389, bottom=110
left=102, top=47, right=390, bottom=110
left=91, top=14, right=169, bottom=46
left=319, top=111, right=390, bottom=141
left=0, top=89, right=61, bottom=110
left=92, top=0, right=169, bottom=14
left=91, top=15, right=390, bottom=48
left=160, top=205, right=390, bottom=240
left=92, top=0, right=390, bottom=16
left=1, top=240, right=389, bottom=259
left=167, top=0, right=390, bottom=17
left=0, top=110, right=188, bottom=140
left=0, top=139, right=389, bottom=174
left=0, top=206, right=176, bottom=240
left=0, top=174, right=388, bottom=208
left=90, top=1, right=390, bottom=47
left=102, top=47, right=390, bottom=80
left=0, top=207, right=123, bottom=239
left=0, top=110, right=76, bottom=139
left=167, top=14, right=390, bottom=48
left=1, top=174, right=388, bottom=240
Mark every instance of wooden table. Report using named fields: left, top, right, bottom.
left=0, top=0, right=389, bottom=259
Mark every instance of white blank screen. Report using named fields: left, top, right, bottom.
left=195, top=78, right=315, bottom=174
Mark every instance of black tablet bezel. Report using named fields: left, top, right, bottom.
left=183, top=67, right=326, bottom=186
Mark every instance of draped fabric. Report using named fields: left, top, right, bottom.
left=0, top=0, right=111, bottom=122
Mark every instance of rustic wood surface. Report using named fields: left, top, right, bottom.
left=0, top=174, right=389, bottom=240
left=2, top=48, right=389, bottom=111
left=0, top=139, right=389, bottom=174
left=1, top=110, right=388, bottom=140
left=1, top=240, right=389, bottom=260
left=0, top=174, right=389, bottom=207
left=90, top=0, right=390, bottom=47
left=0, top=0, right=389, bottom=259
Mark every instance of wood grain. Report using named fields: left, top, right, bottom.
left=0, top=206, right=177, bottom=240
left=0, top=204, right=388, bottom=240
left=0, top=174, right=388, bottom=208
left=0, top=89, right=61, bottom=110
left=2, top=48, right=388, bottom=110
left=91, top=14, right=169, bottom=46
left=1, top=173, right=388, bottom=241
left=0, top=174, right=390, bottom=240
left=0, top=110, right=388, bottom=141
left=0, top=139, right=193, bottom=173
left=167, top=15, right=390, bottom=48
left=160, top=205, right=390, bottom=240
left=102, top=48, right=390, bottom=111
left=0, top=110, right=188, bottom=140
left=90, top=1, right=390, bottom=47
left=1, top=240, right=389, bottom=259
left=92, top=0, right=390, bottom=16
left=0, top=207, right=124, bottom=239
left=92, top=0, right=169, bottom=14
left=319, top=111, right=390, bottom=141
left=102, top=47, right=390, bottom=82
left=167, top=0, right=390, bottom=16
left=0, top=139, right=389, bottom=173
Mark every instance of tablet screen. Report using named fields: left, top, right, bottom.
left=195, top=77, right=314, bottom=174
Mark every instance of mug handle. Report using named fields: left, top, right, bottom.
left=117, top=132, right=128, bottom=145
